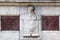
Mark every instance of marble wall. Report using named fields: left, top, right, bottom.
left=0, top=6, right=60, bottom=40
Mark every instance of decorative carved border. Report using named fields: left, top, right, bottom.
left=0, top=2, right=60, bottom=6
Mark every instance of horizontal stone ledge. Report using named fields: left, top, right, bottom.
left=0, top=2, right=60, bottom=6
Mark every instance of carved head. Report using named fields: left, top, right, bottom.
left=27, top=5, right=35, bottom=13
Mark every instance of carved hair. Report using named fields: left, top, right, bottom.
left=27, top=5, right=35, bottom=11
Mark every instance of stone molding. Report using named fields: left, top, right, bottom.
left=0, top=2, right=60, bottom=6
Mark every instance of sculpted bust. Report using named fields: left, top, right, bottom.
left=20, top=5, right=40, bottom=36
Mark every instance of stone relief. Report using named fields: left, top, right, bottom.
left=20, top=5, right=40, bottom=37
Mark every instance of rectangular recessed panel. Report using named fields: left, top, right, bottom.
left=1, top=16, right=19, bottom=31
left=42, top=16, right=59, bottom=30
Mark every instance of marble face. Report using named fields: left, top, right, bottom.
left=27, top=6, right=34, bottom=13
left=27, top=6, right=35, bottom=14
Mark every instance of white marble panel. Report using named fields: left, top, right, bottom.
left=0, top=6, right=20, bottom=16
left=0, top=31, right=19, bottom=40
left=42, top=31, right=60, bottom=40
left=40, top=7, right=60, bottom=16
